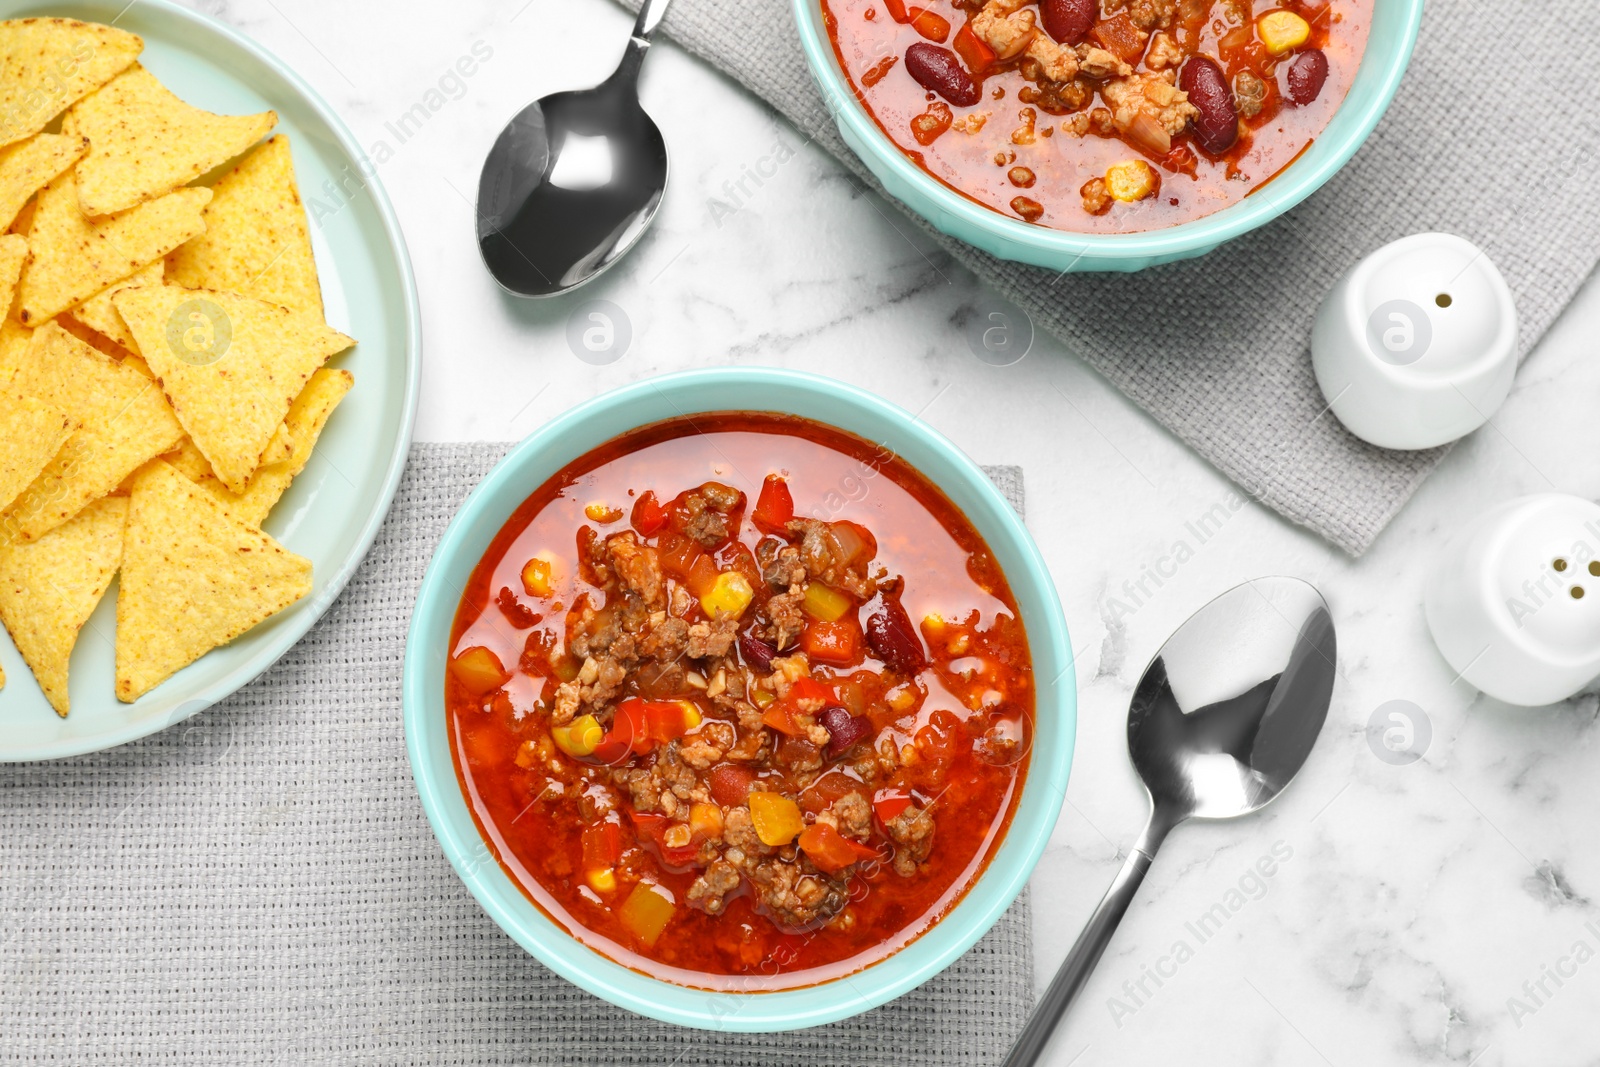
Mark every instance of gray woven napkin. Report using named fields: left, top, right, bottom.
left=626, top=0, right=1600, bottom=554
left=0, top=443, right=1032, bottom=1066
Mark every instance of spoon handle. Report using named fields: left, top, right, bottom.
left=631, top=0, right=674, bottom=41
left=1000, top=819, right=1169, bottom=1067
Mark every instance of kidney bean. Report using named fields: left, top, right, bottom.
left=739, top=630, right=777, bottom=672
left=1040, top=0, right=1095, bottom=45
left=1286, top=49, right=1328, bottom=106
left=904, top=43, right=979, bottom=107
left=820, top=705, right=874, bottom=758
left=1178, top=55, right=1238, bottom=156
left=864, top=594, right=927, bottom=675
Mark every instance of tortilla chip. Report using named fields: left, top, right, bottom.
left=3, top=322, right=183, bottom=540
left=15, top=170, right=210, bottom=325
left=159, top=434, right=212, bottom=481
left=69, top=256, right=162, bottom=351
left=113, top=285, right=353, bottom=494
left=165, top=134, right=322, bottom=319
left=0, top=132, right=86, bottom=232
left=0, top=319, right=29, bottom=387
left=0, top=392, right=75, bottom=515
left=191, top=367, right=352, bottom=526
left=0, top=231, right=23, bottom=316
left=66, top=64, right=276, bottom=216
left=0, top=18, right=142, bottom=149
left=115, top=459, right=310, bottom=701
left=0, top=495, right=126, bottom=715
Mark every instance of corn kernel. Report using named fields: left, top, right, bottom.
left=586, top=866, right=618, bottom=894
left=551, top=713, right=604, bottom=758
left=674, top=700, right=703, bottom=730
left=700, top=571, right=754, bottom=619
left=1105, top=160, right=1159, bottom=202
left=1257, top=10, right=1310, bottom=54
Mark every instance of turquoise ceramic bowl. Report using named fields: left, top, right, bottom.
left=793, top=0, right=1424, bottom=272
left=403, top=368, right=1076, bottom=1031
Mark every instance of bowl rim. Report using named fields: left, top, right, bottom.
left=791, top=0, right=1425, bottom=258
left=402, top=367, right=1076, bottom=1031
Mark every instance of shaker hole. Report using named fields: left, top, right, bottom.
left=1435, top=293, right=1453, bottom=308
left=1573, top=586, right=1586, bottom=599
left=1554, top=558, right=1568, bottom=571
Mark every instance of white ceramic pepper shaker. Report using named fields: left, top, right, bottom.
left=1312, top=233, right=1517, bottom=450
left=1425, top=494, right=1600, bottom=706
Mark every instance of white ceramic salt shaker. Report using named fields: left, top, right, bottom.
left=1312, top=233, right=1517, bottom=450
left=1425, top=493, right=1600, bottom=706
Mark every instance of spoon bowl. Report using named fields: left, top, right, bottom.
left=1004, top=576, right=1336, bottom=1067
left=476, top=0, right=672, bottom=297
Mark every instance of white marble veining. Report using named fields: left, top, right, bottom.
left=180, top=1, right=1600, bottom=1061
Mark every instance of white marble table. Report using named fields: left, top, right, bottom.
left=190, top=1, right=1600, bottom=1062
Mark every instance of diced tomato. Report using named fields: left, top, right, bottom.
left=883, top=0, right=909, bottom=22
left=762, top=676, right=838, bottom=736
left=751, top=474, right=795, bottom=535
left=799, top=823, right=881, bottom=873
left=642, top=699, right=701, bottom=744
left=631, top=811, right=700, bottom=866
left=803, top=618, right=863, bottom=667
left=1091, top=12, right=1146, bottom=64
left=800, top=770, right=867, bottom=813
left=581, top=821, right=622, bottom=870
left=873, top=788, right=912, bottom=825
left=953, top=21, right=996, bottom=73
left=684, top=553, right=722, bottom=599
left=656, top=532, right=702, bottom=580
left=708, top=765, right=758, bottom=807
left=631, top=490, right=669, bottom=536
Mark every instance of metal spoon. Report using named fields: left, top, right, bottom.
left=1003, top=576, right=1337, bottom=1067
left=475, top=0, right=673, bottom=297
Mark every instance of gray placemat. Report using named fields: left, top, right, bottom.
left=0, top=443, right=1033, bottom=1065
left=625, top=0, right=1600, bottom=554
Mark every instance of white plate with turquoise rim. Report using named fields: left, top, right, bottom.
left=0, top=1, right=420, bottom=761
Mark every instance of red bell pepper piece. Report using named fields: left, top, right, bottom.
left=761, top=677, right=837, bottom=737
left=953, top=22, right=996, bottom=74
left=631, top=490, right=669, bottom=536
left=751, top=474, right=795, bottom=535
left=873, top=788, right=913, bottom=825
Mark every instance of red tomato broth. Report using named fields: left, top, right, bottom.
left=823, top=0, right=1372, bottom=232
left=446, top=413, right=1034, bottom=990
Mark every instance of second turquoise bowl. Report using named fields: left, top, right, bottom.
left=403, top=368, right=1076, bottom=1030
left=792, top=0, right=1424, bottom=272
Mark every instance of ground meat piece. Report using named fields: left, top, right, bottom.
left=606, top=533, right=664, bottom=609
left=699, top=482, right=743, bottom=512
left=638, top=615, right=689, bottom=659
left=831, top=792, right=873, bottom=839
left=1143, top=31, right=1184, bottom=71
left=723, top=805, right=765, bottom=852
left=687, top=859, right=742, bottom=915
left=886, top=804, right=936, bottom=877
left=1075, top=44, right=1131, bottom=80
left=551, top=681, right=581, bottom=726
left=680, top=736, right=727, bottom=769
left=687, top=616, right=739, bottom=659
left=786, top=519, right=876, bottom=599
left=763, top=587, right=806, bottom=651
left=1080, top=176, right=1112, bottom=215
left=624, top=768, right=663, bottom=813
left=1234, top=69, right=1266, bottom=119
left=1118, top=0, right=1175, bottom=30
left=744, top=858, right=850, bottom=930
left=682, top=493, right=730, bottom=548
left=975, top=726, right=1021, bottom=765
left=1024, top=28, right=1079, bottom=83
left=757, top=540, right=806, bottom=589
left=1101, top=71, right=1198, bottom=154
left=971, top=0, right=1038, bottom=63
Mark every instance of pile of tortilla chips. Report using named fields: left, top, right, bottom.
left=0, top=18, right=357, bottom=716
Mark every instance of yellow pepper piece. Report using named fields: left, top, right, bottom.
left=674, top=700, right=704, bottom=730
left=1257, top=10, right=1310, bottom=54
left=1105, top=160, right=1158, bottom=202
left=551, top=713, right=603, bottom=758
left=700, top=571, right=754, bottom=619
left=586, top=866, right=618, bottom=894
left=748, top=791, right=804, bottom=846
left=449, top=645, right=508, bottom=696
left=521, top=555, right=554, bottom=597
left=801, top=582, right=852, bottom=623
left=619, top=881, right=676, bottom=946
